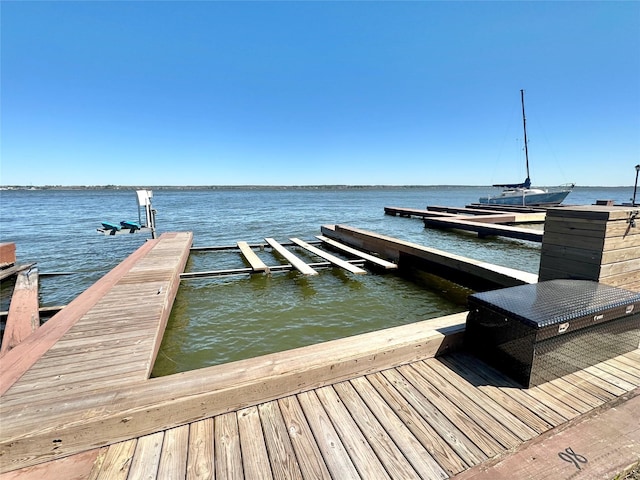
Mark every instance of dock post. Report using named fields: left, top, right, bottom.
left=538, top=205, right=640, bottom=291
left=0, top=242, right=16, bottom=267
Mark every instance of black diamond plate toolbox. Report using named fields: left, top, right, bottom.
left=464, top=280, right=640, bottom=388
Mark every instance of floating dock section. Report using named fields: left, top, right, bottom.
left=385, top=205, right=545, bottom=241
left=320, top=224, right=537, bottom=290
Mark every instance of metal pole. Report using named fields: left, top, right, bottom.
left=520, top=89, right=530, bottom=182
left=634, top=165, right=640, bottom=206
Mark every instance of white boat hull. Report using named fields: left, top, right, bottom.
left=479, top=188, right=572, bottom=207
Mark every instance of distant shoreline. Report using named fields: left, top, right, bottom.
left=0, top=184, right=631, bottom=191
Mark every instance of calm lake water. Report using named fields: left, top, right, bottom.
left=0, top=186, right=632, bottom=375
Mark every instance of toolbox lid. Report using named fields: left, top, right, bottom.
left=468, top=280, right=640, bottom=328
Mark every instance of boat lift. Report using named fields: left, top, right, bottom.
left=98, top=189, right=157, bottom=238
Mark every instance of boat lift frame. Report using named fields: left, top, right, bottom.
left=97, top=190, right=157, bottom=238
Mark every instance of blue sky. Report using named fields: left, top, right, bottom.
left=1, top=1, right=638, bottom=187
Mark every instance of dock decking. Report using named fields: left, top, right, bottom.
left=1, top=230, right=639, bottom=479
left=385, top=205, right=545, bottom=242
left=321, top=224, right=538, bottom=290
left=423, top=217, right=544, bottom=242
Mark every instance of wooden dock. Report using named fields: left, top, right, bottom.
left=423, top=217, right=544, bottom=242
left=1, top=229, right=639, bottom=479
left=1, top=268, right=40, bottom=355
left=385, top=205, right=546, bottom=224
left=321, top=224, right=538, bottom=290
left=385, top=206, right=545, bottom=242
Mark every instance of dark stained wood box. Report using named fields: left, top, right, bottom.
left=464, top=280, right=640, bottom=388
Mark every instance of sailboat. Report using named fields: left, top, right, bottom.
left=479, top=90, right=574, bottom=207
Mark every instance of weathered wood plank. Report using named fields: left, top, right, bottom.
left=215, top=413, right=243, bottom=480
left=571, top=368, right=629, bottom=397
left=186, top=418, right=214, bottom=480
left=428, top=205, right=516, bottom=216
left=602, top=245, right=640, bottom=264
left=454, top=214, right=518, bottom=224
left=0, top=448, right=100, bottom=480
left=0, top=262, right=36, bottom=282
left=584, top=363, right=638, bottom=391
left=545, top=205, right=630, bottom=221
left=257, top=401, right=302, bottom=480
left=0, top=372, right=156, bottom=409
left=398, top=364, right=504, bottom=457
left=264, top=238, right=318, bottom=276
left=544, top=217, right=608, bottom=234
left=551, top=370, right=617, bottom=403
left=436, top=355, right=552, bottom=435
left=277, top=396, right=332, bottom=480
left=88, top=440, right=137, bottom=480
left=127, top=432, right=164, bottom=480
left=366, top=371, right=468, bottom=476
left=20, top=345, right=151, bottom=376
left=412, top=360, right=523, bottom=448
left=290, top=238, right=366, bottom=274
left=157, top=425, right=189, bottom=479
left=523, top=384, right=581, bottom=421
left=545, top=377, right=606, bottom=408
left=534, top=381, right=593, bottom=414
left=322, top=224, right=538, bottom=289
left=598, top=269, right=640, bottom=289
left=237, top=241, right=269, bottom=273
left=237, top=406, right=273, bottom=480
left=591, top=361, right=640, bottom=387
left=424, top=217, right=543, bottom=242
left=342, top=377, right=448, bottom=479
left=297, top=390, right=360, bottom=479
left=538, top=261, right=601, bottom=282
left=600, top=257, right=640, bottom=277
left=332, top=381, right=422, bottom=479
left=316, top=235, right=397, bottom=269
left=448, top=353, right=567, bottom=427
left=605, top=220, right=640, bottom=238
left=604, top=233, right=640, bottom=250
left=314, top=385, right=392, bottom=479
left=380, top=368, right=488, bottom=466
left=613, top=352, right=640, bottom=372
left=423, top=359, right=537, bottom=442
left=1, top=269, right=40, bottom=355
left=384, top=206, right=456, bottom=218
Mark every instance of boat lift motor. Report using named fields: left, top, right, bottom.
left=136, top=189, right=157, bottom=239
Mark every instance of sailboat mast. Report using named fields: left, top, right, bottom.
left=520, top=89, right=530, bottom=181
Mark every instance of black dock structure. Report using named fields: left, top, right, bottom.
left=0, top=206, right=639, bottom=479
